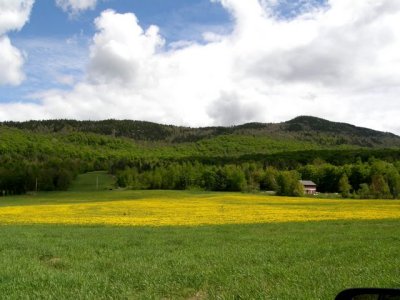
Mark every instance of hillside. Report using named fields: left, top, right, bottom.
left=2, top=116, right=400, bottom=196
left=2, top=116, right=400, bottom=148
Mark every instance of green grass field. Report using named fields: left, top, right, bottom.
left=0, top=186, right=399, bottom=298
left=68, top=171, right=115, bottom=192
left=1, top=220, right=399, bottom=299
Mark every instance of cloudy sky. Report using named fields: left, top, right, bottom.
left=1, top=0, right=400, bottom=133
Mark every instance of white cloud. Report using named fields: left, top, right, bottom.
left=0, top=36, right=25, bottom=85
left=0, top=0, right=34, bottom=86
left=2, top=0, right=400, bottom=134
left=0, top=0, right=34, bottom=35
left=55, top=0, right=97, bottom=15
left=88, top=10, right=164, bottom=84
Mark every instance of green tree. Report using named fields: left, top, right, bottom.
left=201, top=168, right=217, bottom=191
left=116, top=168, right=133, bottom=188
left=358, top=183, right=371, bottom=199
left=387, top=168, right=400, bottom=199
left=225, top=165, right=246, bottom=192
left=370, top=174, right=391, bottom=199
left=293, top=180, right=305, bottom=197
left=338, top=174, right=352, bottom=198
left=277, top=171, right=302, bottom=197
left=260, top=167, right=278, bottom=191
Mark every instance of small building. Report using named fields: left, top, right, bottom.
left=299, top=180, right=317, bottom=195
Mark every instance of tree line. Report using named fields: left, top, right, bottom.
left=112, top=158, right=400, bottom=199
left=1, top=154, right=400, bottom=199
left=0, top=158, right=83, bottom=195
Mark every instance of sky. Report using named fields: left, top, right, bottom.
left=1, top=0, right=400, bottom=134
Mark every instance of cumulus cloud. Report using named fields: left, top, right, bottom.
left=88, top=10, right=164, bottom=84
left=0, top=0, right=34, bottom=35
left=0, top=36, right=25, bottom=85
left=0, top=0, right=34, bottom=86
left=55, top=0, right=97, bottom=15
left=2, top=0, right=400, bottom=133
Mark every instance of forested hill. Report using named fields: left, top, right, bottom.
left=2, top=116, right=400, bottom=148
left=2, top=116, right=400, bottom=196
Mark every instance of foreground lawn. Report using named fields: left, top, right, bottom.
left=0, top=220, right=399, bottom=299
left=1, top=190, right=399, bottom=298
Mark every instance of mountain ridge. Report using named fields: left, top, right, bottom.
left=1, top=116, right=399, bottom=148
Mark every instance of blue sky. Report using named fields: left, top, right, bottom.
left=2, top=0, right=233, bottom=103
left=15, top=0, right=231, bottom=40
left=0, top=0, right=399, bottom=134
left=15, top=0, right=325, bottom=39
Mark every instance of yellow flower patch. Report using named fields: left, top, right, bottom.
left=1, top=193, right=399, bottom=226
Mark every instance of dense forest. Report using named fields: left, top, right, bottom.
left=1, top=116, right=400, bottom=198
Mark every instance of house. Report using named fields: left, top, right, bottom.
left=299, top=180, right=317, bottom=195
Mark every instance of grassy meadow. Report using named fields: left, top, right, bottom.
left=68, top=171, right=116, bottom=192
left=1, top=175, right=399, bottom=299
